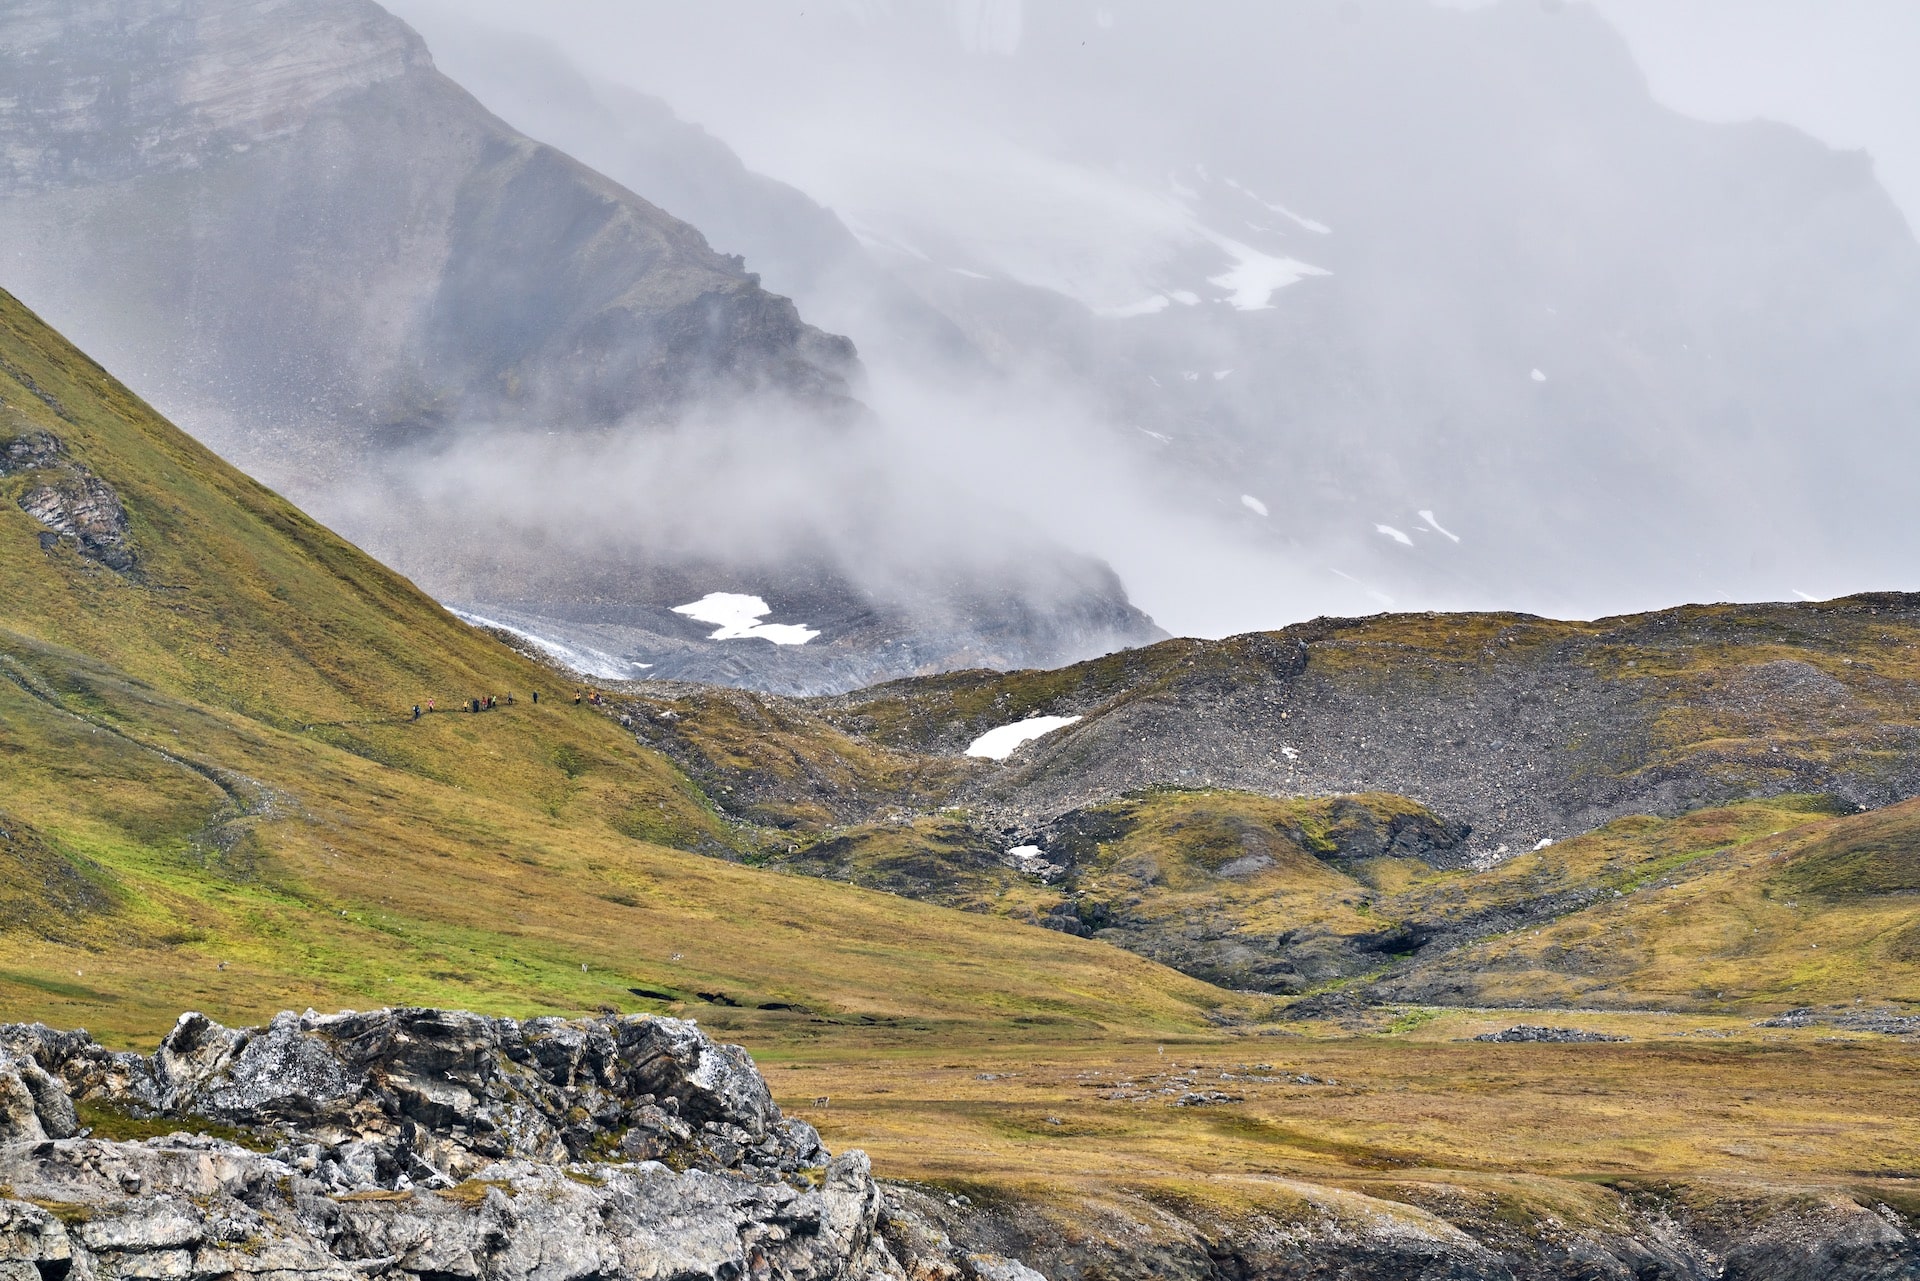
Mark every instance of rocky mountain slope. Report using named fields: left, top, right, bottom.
left=0, top=0, right=1160, bottom=694
left=0, top=0, right=854, bottom=439
left=612, top=597, right=1920, bottom=996
left=381, top=2, right=983, bottom=380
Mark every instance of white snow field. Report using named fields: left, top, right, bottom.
left=965, top=715, right=1084, bottom=760
left=1203, top=231, right=1329, bottom=310
left=1241, top=494, right=1270, bottom=517
left=673, top=592, right=820, bottom=645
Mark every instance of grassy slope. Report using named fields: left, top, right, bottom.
left=2, top=286, right=1916, bottom=1252
left=1379, top=794, right=1920, bottom=1010
left=0, top=285, right=1223, bottom=1043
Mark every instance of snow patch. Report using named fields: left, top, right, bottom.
left=1280, top=745, right=1300, bottom=761
left=1006, top=845, right=1044, bottom=860
left=1530, top=368, right=1547, bottom=383
left=1375, top=524, right=1414, bottom=547
left=1417, top=510, right=1461, bottom=543
left=1212, top=369, right=1234, bottom=381
left=1168, top=289, right=1200, bottom=305
left=1533, top=838, right=1555, bottom=851
left=965, top=715, right=1083, bottom=760
left=1204, top=232, right=1329, bottom=310
left=1241, top=494, right=1269, bottom=517
left=673, top=592, right=819, bottom=645
left=449, top=609, right=650, bottom=681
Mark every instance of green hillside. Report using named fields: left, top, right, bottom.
left=0, top=285, right=1224, bottom=1042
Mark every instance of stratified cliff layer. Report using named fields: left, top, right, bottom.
left=0, top=0, right=855, bottom=439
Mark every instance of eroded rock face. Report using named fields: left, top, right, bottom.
left=3, top=1007, right=825, bottom=1186
left=17, top=468, right=135, bottom=570
left=0, top=1008, right=965, bottom=1281
left=1, top=427, right=136, bottom=571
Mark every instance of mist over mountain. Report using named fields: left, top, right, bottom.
left=8, top=8, right=1920, bottom=1272
left=0, top=0, right=1161, bottom=694
left=407, top=0, right=1920, bottom=635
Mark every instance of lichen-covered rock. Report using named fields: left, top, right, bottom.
left=1, top=426, right=136, bottom=571
left=0, top=429, right=66, bottom=474
left=6, top=1007, right=823, bottom=1186
left=0, top=1009, right=905, bottom=1281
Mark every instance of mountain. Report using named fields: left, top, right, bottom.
left=454, top=0, right=1920, bottom=631
left=2, top=286, right=1918, bottom=1276
left=0, top=0, right=1161, bottom=694
left=0, top=281, right=1209, bottom=1034
left=381, top=2, right=986, bottom=379
left=0, top=0, right=855, bottom=443
left=618, top=595, right=1920, bottom=997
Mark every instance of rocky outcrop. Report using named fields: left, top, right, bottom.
left=879, top=1179, right=1920, bottom=1281
left=1, top=426, right=135, bottom=571
left=0, top=1008, right=1052, bottom=1281
left=1472, top=1026, right=1629, bottom=1044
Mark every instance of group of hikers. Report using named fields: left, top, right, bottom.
left=408, top=688, right=599, bottom=720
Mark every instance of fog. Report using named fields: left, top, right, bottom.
left=1590, top=1, right=1920, bottom=234
left=380, top=0, right=1920, bottom=639
left=10, top=0, right=1914, bottom=676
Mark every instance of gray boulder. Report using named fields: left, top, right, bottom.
left=0, top=1007, right=1018, bottom=1281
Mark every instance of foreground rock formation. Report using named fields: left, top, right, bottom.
left=4, top=1009, right=1918, bottom=1280
left=0, top=1007, right=1037, bottom=1281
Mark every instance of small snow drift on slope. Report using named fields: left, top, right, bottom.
left=1241, top=494, right=1269, bottom=517
left=1376, top=524, right=1414, bottom=547
left=673, top=592, right=820, bottom=645
left=966, top=715, right=1084, bottom=760
left=1417, top=510, right=1461, bottom=543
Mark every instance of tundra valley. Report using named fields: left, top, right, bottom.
left=1, top=4, right=1917, bottom=1280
